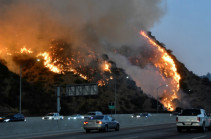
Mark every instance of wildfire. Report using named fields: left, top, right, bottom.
left=140, top=31, right=181, bottom=111
left=37, top=52, right=62, bottom=74
left=102, top=61, right=111, bottom=73
left=20, top=47, right=33, bottom=54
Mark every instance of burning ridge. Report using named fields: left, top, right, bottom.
left=139, top=31, right=181, bottom=111
left=0, top=31, right=182, bottom=111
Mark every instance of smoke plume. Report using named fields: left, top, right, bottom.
left=0, top=0, right=167, bottom=98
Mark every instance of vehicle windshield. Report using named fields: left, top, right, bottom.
left=180, top=109, right=201, bottom=116
left=91, top=116, right=104, bottom=120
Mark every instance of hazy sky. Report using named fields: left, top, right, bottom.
left=151, top=0, right=211, bottom=76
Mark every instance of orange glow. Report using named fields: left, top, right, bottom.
left=98, top=80, right=105, bottom=86
left=102, top=61, right=111, bottom=73
left=37, top=51, right=88, bottom=80
left=20, top=47, right=33, bottom=54
left=37, top=52, right=61, bottom=74
left=140, top=31, right=181, bottom=111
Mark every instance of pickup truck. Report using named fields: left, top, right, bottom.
left=176, top=108, right=211, bottom=132
left=42, top=113, right=64, bottom=120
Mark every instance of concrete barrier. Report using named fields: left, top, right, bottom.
left=0, top=114, right=176, bottom=138
left=113, top=113, right=175, bottom=127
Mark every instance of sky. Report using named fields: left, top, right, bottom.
left=151, top=0, right=211, bottom=76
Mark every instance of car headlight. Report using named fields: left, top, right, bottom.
left=49, top=117, right=52, bottom=120
left=131, top=116, right=134, bottom=118
left=137, top=116, right=140, bottom=118
left=4, top=119, right=10, bottom=122
left=42, top=117, right=44, bottom=120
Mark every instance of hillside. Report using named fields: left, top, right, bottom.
left=148, top=32, right=211, bottom=112
left=1, top=33, right=211, bottom=116
left=0, top=58, right=158, bottom=116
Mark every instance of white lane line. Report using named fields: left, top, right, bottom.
left=192, top=135, right=207, bottom=139
left=123, top=136, right=139, bottom=139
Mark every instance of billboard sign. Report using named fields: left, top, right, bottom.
left=66, top=84, right=98, bottom=96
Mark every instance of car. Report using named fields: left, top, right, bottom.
left=131, top=113, right=142, bottom=118
left=176, top=108, right=210, bottom=132
left=142, top=112, right=152, bottom=117
left=68, top=114, right=84, bottom=120
left=83, top=115, right=120, bottom=133
left=42, top=113, right=64, bottom=120
left=84, top=111, right=103, bottom=119
left=3, top=113, right=26, bottom=122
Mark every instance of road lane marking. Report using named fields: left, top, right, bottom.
left=123, top=136, right=139, bottom=139
left=192, top=135, right=207, bottom=139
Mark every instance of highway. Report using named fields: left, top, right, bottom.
left=19, top=124, right=211, bottom=139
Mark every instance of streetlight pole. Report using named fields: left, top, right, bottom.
left=156, top=84, right=168, bottom=113
left=19, top=65, right=22, bottom=114
left=114, top=76, right=129, bottom=115
left=19, top=58, right=40, bottom=114
left=114, top=78, right=116, bottom=115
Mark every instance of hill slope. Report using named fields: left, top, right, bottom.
left=148, top=32, right=211, bottom=112
left=0, top=59, right=158, bottom=116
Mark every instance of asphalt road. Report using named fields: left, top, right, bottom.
left=20, top=124, right=211, bottom=139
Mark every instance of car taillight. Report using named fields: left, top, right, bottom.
left=176, top=117, right=178, bottom=122
left=84, top=121, right=88, bottom=125
left=197, top=117, right=200, bottom=122
left=96, top=121, right=102, bottom=124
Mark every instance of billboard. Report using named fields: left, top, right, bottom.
left=66, top=84, right=98, bottom=96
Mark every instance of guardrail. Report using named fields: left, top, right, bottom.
left=0, top=113, right=176, bottom=138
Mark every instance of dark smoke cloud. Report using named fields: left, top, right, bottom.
left=0, top=0, right=165, bottom=52
left=0, top=0, right=167, bottom=98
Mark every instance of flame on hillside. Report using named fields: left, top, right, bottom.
left=140, top=31, right=181, bottom=111
left=0, top=31, right=181, bottom=111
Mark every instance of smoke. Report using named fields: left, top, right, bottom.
left=0, top=0, right=167, bottom=97
left=0, top=0, right=165, bottom=52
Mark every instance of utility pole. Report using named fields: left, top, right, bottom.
left=115, top=78, right=117, bottom=115
left=57, top=87, right=61, bottom=113
left=19, top=65, right=22, bottom=114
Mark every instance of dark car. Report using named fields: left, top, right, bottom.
left=3, top=113, right=26, bottom=122
left=83, top=115, right=120, bottom=133
left=142, top=112, right=152, bottom=117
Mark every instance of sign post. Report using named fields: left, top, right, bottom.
left=108, top=102, right=115, bottom=116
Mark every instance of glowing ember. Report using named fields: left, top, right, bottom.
left=98, top=80, right=106, bottom=86
left=37, top=52, right=62, bottom=74
left=20, top=47, right=33, bottom=54
left=140, top=31, right=181, bottom=111
left=102, top=61, right=111, bottom=73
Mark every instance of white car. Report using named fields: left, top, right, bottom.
left=68, top=114, right=84, bottom=120
left=42, top=113, right=64, bottom=120
left=176, top=109, right=211, bottom=132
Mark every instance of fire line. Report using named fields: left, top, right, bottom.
left=140, top=31, right=181, bottom=111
